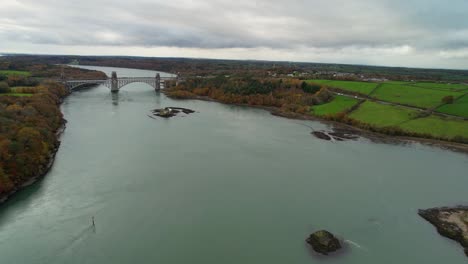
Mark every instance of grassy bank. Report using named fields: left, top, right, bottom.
left=0, top=70, right=31, bottom=77
left=306, top=79, right=468, bottom=142
left=311, top=95, right=359, bottom=116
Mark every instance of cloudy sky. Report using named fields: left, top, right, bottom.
left=1, top=0, right=467, bottom=69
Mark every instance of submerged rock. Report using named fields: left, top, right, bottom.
left=312, top=128, right=359, bottom=142
left=306, top=230, right=342, bottom=255
left=312, top=131, right=332, bottom=141
left=419, top=206, right=468, bottom=257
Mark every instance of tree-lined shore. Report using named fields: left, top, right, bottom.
left=0, top=59, right=106, bottom=202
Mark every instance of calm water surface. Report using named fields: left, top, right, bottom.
left=0, top=66, right=467, bottom=264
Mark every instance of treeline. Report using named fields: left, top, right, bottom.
left=166, top=76, right=332, bottom=114
left=0, top=82, right=68, bottom=196
left=5, top=55, right=468, bottom=82
left=0, top=58, right=106, bottom=80
left=0, top=74, right=39, bottom=94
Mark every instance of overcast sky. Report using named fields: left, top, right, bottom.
left=1, top=0, right=467, bottom=69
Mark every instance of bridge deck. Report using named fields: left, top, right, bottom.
left=63, top=75, right=178, bottom=91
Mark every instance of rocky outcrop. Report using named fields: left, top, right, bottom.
left=312, top=131, right=332, bottom=141
left=312, top=128, right=359, bottom=142
left=419, top=206, right=468, bottom=257
left=306, top=230, right=342, bottom=255
left=151, top=107, right=195, bottom=118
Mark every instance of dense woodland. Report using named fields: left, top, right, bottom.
left=0, top=82, right=67, bottom=195
left=166, top=76, right=333, bottom=115
left=0, top=59, right=106, bottom=198
left=0, top=58, right=106, bottom=80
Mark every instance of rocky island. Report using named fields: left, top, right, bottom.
left=151, top=107, right=195, bottom=118
left=419, top=207, right=468, bottom=257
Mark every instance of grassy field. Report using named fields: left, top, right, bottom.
left=437, top=94, right=468, bottom=118
left=349, top=101, right=419, bottom=127
left=399, top=115, right=468, bottom=139
left=0, top=93, right=33, bottom=97
left=307, top=80, right=377, bottom=95
left=384, top=81, right=411, bottom=85
left=0, top=70, right=31, bottom=77
left=410, top=82, right=468, bottom=92
left=371, top=83, right=462, bottom=108
left=311, top=95, right=359, bottom=116
left=305, top=78, right=468, bottom=141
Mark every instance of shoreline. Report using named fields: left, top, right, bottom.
left=0, top=89, right=70, bottom=205
left=419, top=207, right=468, bottom=257
left=0, top=122, right=66, bottom=204
left=164, top=92, right=468, bottom=155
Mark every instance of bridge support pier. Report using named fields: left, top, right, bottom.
left=155, top=73, right=161, bottom=92
left=111, top=71, right=119, bottom=93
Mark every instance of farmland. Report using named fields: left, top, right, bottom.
left=311, top=95, right=359, bottom=116
left=306, top=79, right=468, bottom=142
left=307, top=80, right=377, bottom=95
left=371, top=83, right=462, bottom=108
left=349, top=101, right=419, bottom=127
left=409, top=82, right=468, bottom=92
left=399, top=115, right=468, bottom=139
left=308, top=79, right=468, bottom=111
left=437, top=94, right=468, bottom=118
left=0, top=70, right=31, bottom=77
left=0, top=93, right=33, bottom=97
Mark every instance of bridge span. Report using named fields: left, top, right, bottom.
left=63, top=71, right=177, bottom=93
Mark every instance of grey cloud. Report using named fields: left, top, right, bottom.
left=0, top=0, right=467, bottom=68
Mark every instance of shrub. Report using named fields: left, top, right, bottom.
left=0, top=81, right=10, bottom=93
left=442, top=95, right=454, bottom=104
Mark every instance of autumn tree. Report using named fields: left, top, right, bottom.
left=0, top=81, right=10, bottom=93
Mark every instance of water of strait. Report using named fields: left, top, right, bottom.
left=0, top=66, right=467, bottom=264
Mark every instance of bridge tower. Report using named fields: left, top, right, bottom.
left=111, top=71, right=119, bottom=93
left=60, top=65, right=65, bottom=81
left=155, top=73, right=161, bottom=91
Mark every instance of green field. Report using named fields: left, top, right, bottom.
left=0, top=70, right=31, bottom=77
left=349, top=101, right=419, bottom=127
left=411, top=82, right=468, bottom=92
left=311, top=95, right=359, bottom=116
left=307, top=80, right=377, bottom=95
left=0, top=93, right=33, bottom=97
left=384, top=81, right=411, bottom=85
left=371, top=83, right=462, bottom=108
left=436, top=94, right=468, bottom=118
left=399, top=115, right=468, bottom=139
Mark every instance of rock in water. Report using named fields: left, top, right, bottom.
left=312, top=131, right=332, bottom=141
left=418, top=206, right=468, bottom=257
left=306, top=230, right=342, bottom=255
